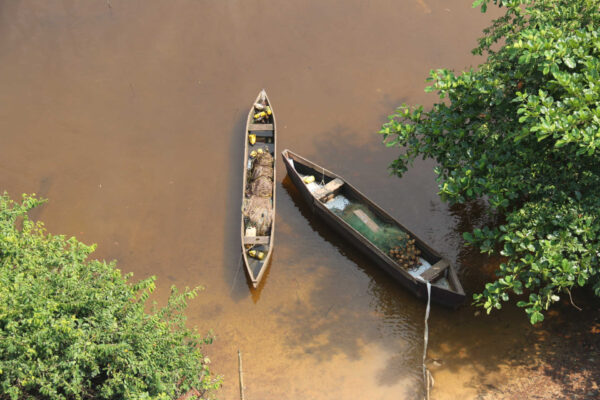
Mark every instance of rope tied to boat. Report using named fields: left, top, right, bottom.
left=423, top=281, right=433, bottom=400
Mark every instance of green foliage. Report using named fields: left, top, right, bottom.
left=0, top=193, right=221, bottom=399
left=380, top=0, right=600, bottom=323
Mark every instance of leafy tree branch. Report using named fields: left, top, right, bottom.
left=380, top=0, right=600, bottom=323
left=0, top=193, right=221, bottom=399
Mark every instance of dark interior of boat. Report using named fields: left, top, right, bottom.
left=245, top=243, right=269, bottom=277
left=248, top=128, right=274, bottom=149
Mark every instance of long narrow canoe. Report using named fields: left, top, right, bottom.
left=241, top=90, right=276, bottom=288
left=281, top=149, right=465, bottom=307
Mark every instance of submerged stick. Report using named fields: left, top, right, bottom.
left=238, top=349, right=245, bottom=400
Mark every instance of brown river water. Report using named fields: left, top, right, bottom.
left=0, top=1, right=571, bottom=399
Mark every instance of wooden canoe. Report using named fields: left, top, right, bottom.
left=241, top=90, right=276, bottom=288
left=281, top=149, right=465, bottom=307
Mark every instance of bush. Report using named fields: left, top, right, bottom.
left=380, top=0, right=600, bottom=323
left=0, top=193, right=221, bottom=399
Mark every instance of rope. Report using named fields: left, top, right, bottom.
left=423, top=281, right=433, bottom=400
left=229, top=253, right=244, bottom=295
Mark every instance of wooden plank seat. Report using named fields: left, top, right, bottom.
left=244, top=235, right=270, bottom=245
left=420, top=259, right=449, bottom=281
left=313, top=178, right=344, bottom=202
left=248, top=123, right=274, bottom=131
left=250, top=131, right=273, bottom=139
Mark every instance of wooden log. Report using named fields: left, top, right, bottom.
left=420, top=259, right=449, bottom=281
left=323, top=178, right=343, bottom=194
left=353, top=209, right=380, bottom=233
left=248, top=123, right=274, bottom=131
left=313, top=178, right=344, bottom=201
left=238, top=350, right=245, bottom=400
left=244, top=235, right=270, bottom=245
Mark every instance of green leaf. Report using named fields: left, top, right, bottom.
left=380, top=1, right=600, bottom=322
left=530, top=311, right=545, bottom=324
left=0, top=193, right=221, bottom=398
left=543, top=65, right=550, bottom=75
left=518, top=55, right=528, bottom=64
left=563, top=57, right=576, bottom=69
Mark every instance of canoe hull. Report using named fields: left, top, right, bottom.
left=282, top=149, right=465, bottom=308
left=240, top=90, right=276, bottom=288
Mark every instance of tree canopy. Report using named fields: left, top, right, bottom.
left=380, top=0, right=600, bottom=323
left=0, top=193, right=221, bottom=399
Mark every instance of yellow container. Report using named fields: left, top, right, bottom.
left=303, top=175, right=315, bottom=184
left=248, top=249, right=265, bottom=260
left=257, top=148, right=264, bottom=154
left=250, top=150, right=257, bottom=158
left=265, top=106, right=272, bottom=116
left=248, top=134, right=256, bottom=145
left=254, top=111, right=267, bottom=120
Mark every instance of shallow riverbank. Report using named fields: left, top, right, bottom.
left=431, top=292, right=599, bottom=400
left=481, top=301, right=599, bottom=400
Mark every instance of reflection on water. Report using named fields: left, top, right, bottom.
left=0, top=1, right=548, bottom=399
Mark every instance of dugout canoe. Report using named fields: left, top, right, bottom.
left=241, top=90, right=276, bottom=288
left=281, top=149, right=465, bottom=307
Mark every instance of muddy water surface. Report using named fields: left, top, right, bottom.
left=0, top=1, right=541, bottom=399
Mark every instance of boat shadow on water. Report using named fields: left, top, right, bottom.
left=277, top=174, right=429, bottom=394
left=281, top=172, right=600, bottom=398
left=222, top=110, right=269, bottom=304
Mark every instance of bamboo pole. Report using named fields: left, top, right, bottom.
left=238, top=349, right=245, bottom=400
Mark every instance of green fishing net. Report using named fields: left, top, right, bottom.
left=332, top=203, right=420, bottom=269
